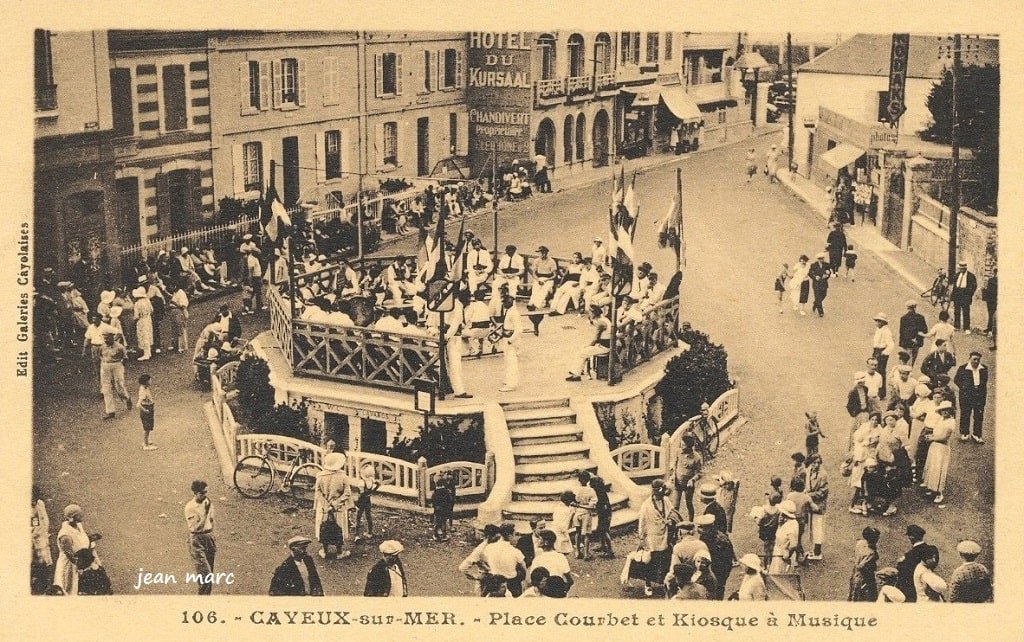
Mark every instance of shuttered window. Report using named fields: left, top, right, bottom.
left=110, top=68, right=135, bottom=136
left=325, top=130, right=341, bottom=179
left=323, top=57, right=340, bottom=105
left=423, top=51, right=432, bottom=91
left=442, top=48, right=457, bottom=88
left=280, top=58, right=298, bottom=105
left=383, top=122, right=398, bottom=166
left=243, top=142, right=263, bottom=191
left=162, top=65, right=188, bottom=132
left=377, top=52, right=401, bottom=96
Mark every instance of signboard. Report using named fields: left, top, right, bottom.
left=887, top=34, right=910, bottom=126
left=818, top=106, right=898, bottom=150
left=466, top=32, right=534, bottom=176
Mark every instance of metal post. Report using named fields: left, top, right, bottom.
left=438, top=309, right=448, bottom=401
left=491, top=151, right=499, bottom=253
left=947, top=33, right=962, bottom=277
left=787, top=32, right=795, bottom=171
left=608, top=267, right=619, bottom=386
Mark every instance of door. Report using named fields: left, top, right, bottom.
left=115, top=177, right=141, bottom=246
left=166, top=169, right=193, bottom=235
left=361, top=418, right=387, bottom=455
left=883, top=169, right=905, bottom=246
left=282, top=135, right=299, bottom=207
left=417, top=117, right=430, bottom=177
left=324, top=413, right=350, bottom=451
left=592, top=109, right=609, bottom=167
left=535, top=118, right=555, bottom=167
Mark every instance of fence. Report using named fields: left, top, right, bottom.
left=118, top=216, right=261, bottom=283
left=610, top=296, right=680, bottom=382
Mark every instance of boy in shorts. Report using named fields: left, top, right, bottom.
left=572, top=471, right=597, bottom=560
left=138, top=374, right=156, bottom=450
left=844, top=245, right=858, bottom=281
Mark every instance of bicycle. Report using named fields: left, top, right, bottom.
left=687, top=412, right=720, bottom=460
left=921, top=270, right=951, bottom=310
left=233, top=444, right=323, bottom=502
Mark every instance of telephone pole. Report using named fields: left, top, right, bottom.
left=786, top=33, right=795, bottom=171
left=947, top=33, right=962, bottom=277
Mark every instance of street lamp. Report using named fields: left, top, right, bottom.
left=735, top=51, right=770, bottom=124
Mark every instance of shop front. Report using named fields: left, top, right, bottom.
left=619, top=82, right=703, bottom=159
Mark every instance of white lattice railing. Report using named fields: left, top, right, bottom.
left=609, top=443, right=668, bottom=479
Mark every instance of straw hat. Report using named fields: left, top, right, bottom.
left=739, top=553, right=763, bottom=571
left=873, top=312, right=888, bottom=323
left=131, top=287, right=147, bottom=299
left=322, top=452, right=347, bottom=471
left=100, top=290, right=115, bottom=304
left=286, top=536, right=312, bottom=549
left=379, top=540, right=404, bottom=555
left=109, top=306, right=123, bottom=318
left=778, top=500, right=797, bottom=518
left=64, top=504, right=83, bottom=520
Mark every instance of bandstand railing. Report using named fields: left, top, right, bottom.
left=610, top=295, right=680, bottom=382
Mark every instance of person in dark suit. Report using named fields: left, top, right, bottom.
left=953, top=352, right=989, bottom=444
left=898, top=301, right=929, bottom=366
left=981, top=268, right=997, bottom=338
left=846, top=372, right=870, bottom=449
left=214, top=304, right=242, bottom=343
left=808, top=253, right=831, bottom=317
left=515, top=519, right=546, bottom=567
left=269, top=536, right=324, bottom=596
left=364, top=540, right=408, bottom=597
left=698, top=483, right=728, bottom=533
left=896, top=524, right=928, bottom=602
left=825, top=223, right=848, bottom=275
left=950, top=261, right=978, bottom=333
left=921, top=339, right=957, bottom=382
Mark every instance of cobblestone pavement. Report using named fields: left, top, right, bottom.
left=33, top=133, right=993, bottom=598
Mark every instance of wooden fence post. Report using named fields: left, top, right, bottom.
left=417, top=457, right=429, bottom=508
left=484, top=451, right=495, bottom=493
left=660, top=433, right=672, bottom=483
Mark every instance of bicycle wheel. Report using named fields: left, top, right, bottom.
left=287, top=463, right=323, bottom=503
left=928, top=289, right=941, bottom=306
left=234, top=456, right=275, bottom=498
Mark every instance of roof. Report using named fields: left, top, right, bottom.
left=799, top=34, right=998, bottom=80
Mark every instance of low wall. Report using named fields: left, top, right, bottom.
left=909, top=190, right=997, bottom=287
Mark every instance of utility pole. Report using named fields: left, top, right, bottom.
left=786, top=32, right=795, bottom=171
left=947, top=33, right=962, bottom=277
left=491, top=151, right=499, bottom=253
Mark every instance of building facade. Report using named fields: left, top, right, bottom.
left=34, top=29, right=118, bottom=283
left=108, top=30, right=215, bottom=244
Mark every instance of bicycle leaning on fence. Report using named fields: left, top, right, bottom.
left=920, top=268, right=951, bottom=311
left=233, top=443, right=323, bottom=501
left=686, top=405, right=721, bottom=460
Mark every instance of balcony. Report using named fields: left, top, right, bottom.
left=113, top=136, right=140, bottom=160
left=595, top=72, right=618, bottom=92
left=34, top=83, right=58, bottom=113
left=534, top=77, right=566, bottom=108
left=566, top=75, right=595, bottom=101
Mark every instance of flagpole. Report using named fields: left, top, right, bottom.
left=356, top=173, right=365, bottom=260
left=608, top=268, right=619, bottom=386
left=491, top=151, right=499, bottom=254
left=286, top=226, right=297, bottom=327
left=675, top=167, right=683, bottom=276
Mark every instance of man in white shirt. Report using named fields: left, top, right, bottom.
left=459, top=524, right=528, bottom=596
left=527, top=246, right=558, bottom=310
left=591, top=238, right=607, bottom=267
left=184, top=480, right=216, bottom=595
left=373, top=308, right=407, bottom=334
left=639, top=272, right=666, bottom=312
left=463, top=290, right=492, bottom=356
left=871, top=313, right=897, bottom=393
left=496, top=293, right=523, bottom=392
left=82, top=314, right=115, bottom=387
left=465, top=238, right=493, bottom=294
left=492, top=245, right=525, bottom=297
left=863, top=358, right=885, bottom=413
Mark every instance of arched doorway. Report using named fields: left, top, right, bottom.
left=592, top=109, right=610, bottom=167
left=535, top=118, right=555, bottom=168
left=575, top=113, right=587, bottom=161
left=563, top=115, right=574, bottom=166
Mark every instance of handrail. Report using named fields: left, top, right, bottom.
left=611, top=295, right=680, bottom=380
left=609, top=443, right=667, bottom=480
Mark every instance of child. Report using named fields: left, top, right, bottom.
left=572, top=471, right=597, bottom=560
left=804, top=411, right=825, bottom=457
left=844, top=244, right=858, bottom=281
left=715, top=471, right=739, bottom=534
left=395, top=206, right=409, bottom=234
left=353, top=463, right=380, bottom=542
left=241, top=277, right=255, bottom=315
left=752, top=494, right=781, bottom=568
left=138, top=374, right=156, bottom=451
left=550, top=491, right=577, bottom=555
left=774, top=263, right=790, bottom=313
left=768, top=476, right=784, bottom=504
left=430, top=472, right=455, bottom=542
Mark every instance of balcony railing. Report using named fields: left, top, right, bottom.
left=595, top=72, right=618, bottom=91
left=35, top=84, right=57, bottom=112
left=536, top=78, right=566, bottom=99
left=566, top=75, right=594, bottom=95
left=113, top=136, right=139, bottom=160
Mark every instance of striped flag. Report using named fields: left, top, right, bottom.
left=657, top=193, right=682, bottom=253
left=263, top=195, right=292, bottom=244
left=611, top=173, right=639, bottom=294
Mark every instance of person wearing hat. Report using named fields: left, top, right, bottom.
left=953, top=351, right=989, bottom=444
left=950, top=260, right=977, bottom=333
left=769, top=500, right=799, bottom=574
left=364, top=540, right=408, bottom=597
left=97, top=289, right=116, bottom=319
left=82, top=313, right=115, bottom=387
left=714, top=471, right=739, bottom=535
left=981, top=266, right=997, bottom=339
left=921, top=400, right=956, bottom=503
left=527, top=246, right=558, bottom=310
left=848, top=526, right=881, bottom=601
left=895, top=524, right=929, bottom=601
left=184, top=480, right=216, bottom=595
left=166, top=284, right=190, bottom=353
left=765, top=144, right=781, bottom=183
left=871, top=313, right=896, bottom=390
left=697, top=482, right=728, bottom=534
left=736, top=553, right=767, bottom=600
left=314, top=453, right=352, bottom=560
left=638, top=479, right=682, bottom=596
left=948, top=540, right=992, bottom=602
left=846, top=371, right=871, bottom=450
left=590, top=237, right=606, bottom=267
left=98, top=332, right=133, bottom=419
left=465, top=237, right=493, bottom=294
left=268, top=536, right=324, bottom=596
left=825, top=221, right=848, bottom=275
left=887, top=363, right=918, bottom=418
left=53, top=504, right=95, bottom=596
left=804, top=454, right=829, bottom=559
left=899, top=300, right=929, bottom=366
left=669, top=521, right=710, bottom=572
left=492, top=245, right=525, bottom=297
left=788, top=255, right=811, bottom=315
left=671, top=434, right=703, bottom=521
left=807, top=252, right=831, bottom=317
left=696, top=512, right=735, bottom=600
left=875, top=567, right=905, bottom=602
left=132, top=286, right=154, bottom=361
left=690, top=549, right=718, bottom=597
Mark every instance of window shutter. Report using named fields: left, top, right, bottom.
left=258, top=61, right=271, bottom=110
left=240, top=62, right=250, bottom=115
left=189, top=169, right=204, bottom=221
left=341, top=128, right=351, bottom=175
left=155, top=172, right=171, bottom=236
left=435, top=51, right=442, bottom=91
left=456, top=112, right=469, bottom=155
left=315, top=131, right=326, bottom=184
left=395, top=54, right=403, bottom=95
left=261, top=142, right=271, bottom=192
left=297, top=58, right=307, bottom=106
left=375, top=123, right=385, bottom=167
left=232, top=144, right=244, bottom=195
left=272, top=60, right=283, bottom=108
left=374, top=54, right=383, bottom=97
left=323, top=57, right=339, bottom=106
left=455, top=50, right=464, bottom=88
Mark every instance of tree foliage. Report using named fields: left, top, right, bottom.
left=921, top=64, right=999, bottom=213
left=387, top=415, right=486, bottom=465
left=235, top=355, right=275, bottom=422
left=655, top=328, right=732, bottom=437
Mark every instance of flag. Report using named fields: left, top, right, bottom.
left=608, top=167, right=624, bottom=259
left=611, top=172, right=638, bottom=295
left=657, top=194, right=683, bottom=252
left=418, top=205, right=449, bottom=284
left=263, top=193, right=292, bottom=244
left=448, top=215, right=469, bottom=284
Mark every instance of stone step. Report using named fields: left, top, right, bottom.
left=512, top=441, right=590, bottom=464
left=500, top=397, right=570, bottom=413
left=511, top=479, right=621, bottom=501
left=503, top=407, right=577, bottom=429
left=503, top=508, right=640, bottom=536
left=508, top=423, right=583, bottom=446
left=514, top=459, right=596, bottom=483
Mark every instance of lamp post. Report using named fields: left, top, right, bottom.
left=787, top=33, right=795, bottom=171
left=735, top=51, right=769, bottom=125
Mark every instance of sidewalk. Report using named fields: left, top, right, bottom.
left=777, top=169, right=935, bottom=294
left=375, top=124, right=784, bottom=251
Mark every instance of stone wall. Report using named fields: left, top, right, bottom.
left=909, top=190, right=997, bottom=287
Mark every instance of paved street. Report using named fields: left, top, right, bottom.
left=34, top=133, right=994, bottom=599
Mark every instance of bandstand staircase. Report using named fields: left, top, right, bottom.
left=499, top=398, right=639, bottom=535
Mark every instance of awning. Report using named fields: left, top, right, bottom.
left=623, top=85, right=662, bottom=107
left=659, top=86, right=703, bottom=123
left=820, top=143, right=866, bottom=171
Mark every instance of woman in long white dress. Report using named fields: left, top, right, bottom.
left=132, top=287, right=154, bottom=361
left=907, top=385, right=936, bottom=471
left=789, top=256, right=811, bottom=315
left=313, top=452, right=353, bottom=560
left=53, top=504, right=93, bottom=595
left=922, top=401, right=956, bottom=504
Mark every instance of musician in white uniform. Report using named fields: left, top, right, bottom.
left=496, top=293, right=523, bottom=392
left=550, top=253, right=585, bottom=315
left=591, top=238, right=607, bottom=267
left=465, top=238, right=493, bottom=294
left=463, top=290, right=493, bottom=356
left=491, top=245, right=525, bottom=298
left=527, top=246, right=558, bottom=310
